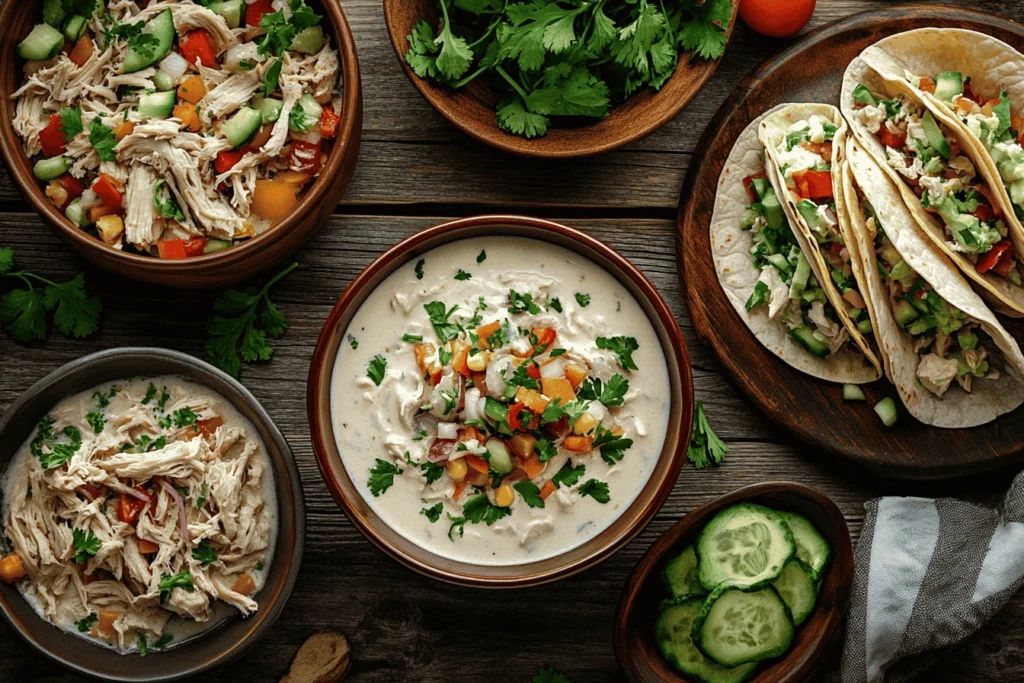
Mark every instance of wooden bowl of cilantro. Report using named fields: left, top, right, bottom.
left=383, top=0, right=738, bottom=157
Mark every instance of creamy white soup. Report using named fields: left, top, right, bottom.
left=331, top=236, right=671, bottom=566
left=0, top=376, right=276, bottom=655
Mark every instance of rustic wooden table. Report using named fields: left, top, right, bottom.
left=2, top=1, right=1023, bottom=681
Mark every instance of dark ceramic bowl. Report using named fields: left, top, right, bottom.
left=307, top=215, right=695, bottom=587
left=0, top=348, right=304, bottom=681
left=0, top=1, right=362, bottom=289
left=615, top=482, right=854, bottom=683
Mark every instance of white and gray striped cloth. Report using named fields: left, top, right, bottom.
left=835, top=470, right=1024, bottom=682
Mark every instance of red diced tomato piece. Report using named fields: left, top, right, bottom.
left=214, top=150, right=245, bottom=175
left=507, top=402, right=525, bottom=431
left=245, top=0, right=275, bottom=28
left=157, top=239, right=187, bottom=259
left=92, top=174, right=122, bottom=211
left=117, top=491, right=148, bottom=525
left=288, top=139, right=322, bottom=175
left=57, top=174, right=84, bottom=202
left=792, top=170, right=833, bottom=200
left=879, top=125, right=907, bottom=150
left=976, top=240, right=1012, bottom=275
left=526, top=363, right=541, bottom=380
left=179, top=30, right=217, bottom=69
left=39, top=113, right=67, bottom=157
left=320, top=108, right=340, bottom=138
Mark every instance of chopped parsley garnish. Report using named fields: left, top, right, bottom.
left=159, top=570, right=194, bottom=603
left=578, top=479, right=610, bottom=504
left=137, top=632, right=148, bottom=658
left=593, top=426, right=633, bottom=465
left=455, top=269, right=472, bottom=281
left=447, top=493, right=511, bottom=539
left=415, top=258, right=425, bottom=279
left=508, top=289, right=542, bottom=315
left=476, top=250, right=487, bottom=263
left=440, top=388, right=458, bottom=415
left=536, top=437, right=558, bottom=462
left=134, top=434, right=167, bottom=453
left=172, top=407, right=197, bottom=428
left=156, top=387, right=170, bottom=412
left=547, top=297, right=563, bottom=313
left=154, top=634, right=174, bottom=649
left=412, top=428, right=428, bottom=441
left=578, top=374, right=629, bottom=407
left=31, top=419, right=83, bottom=470
left=85, top=411, right=105, bottom=434
left=688, top=401, right=728, bottom=469
left=195, top=481, right=209, bottom=509
left=574, top=292, right=591, bottom=307
left=402, top=333, right=423, bottom=343
left=424, top=301, right=460, bottom=342
left=368, top=458, right=402, bottom=497
left=420, top=460, right=444, bottom=485
left=550, top=348, right=566, bottom=357
left=550, top=462, right=586, bottom=489
left=540, top=398, right=565, bottom=424
left=60, top=106, right=83, bottom=139
left=504, top=362, right=540, bottom=400
left=72, top=527, right=101, bottom=563
left=438, top=345, right=452, bottom=367
left=421, top=502, right=443, bottom=523
left=105, top=17, right=160, bottom=58
left=152, top=179, right=185, bottom=221
left=141, top=383, right=157, bottom=405
left=486, top=319, right=511, bottom=349
left=75, top=613, right=98, bottom=633
left=348, top=334, right=358, bottom=349
left=87, top=117, right=117, bottom=162
left=367, top=354, right=387, bottom=386
left=596, top=336, right=639, bottom=371
left=263, top=57, right=283, bottom=97
left=513, top=482, right=545, bottom=508
left=191, top=539, right=218, bottom=567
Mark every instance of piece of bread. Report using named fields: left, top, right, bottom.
left=280, top=630, right=352, bottom=683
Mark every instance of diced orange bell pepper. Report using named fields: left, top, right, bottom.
left=539, top=480, right=557, bottom=500
left=563, top=363, right=588, bottom=390
left=918, top=75, right=936, bottom=94
left=541, top=377, right=576, bottom=404
left=113, top=120, right=136, bottom=141
left=68, top=36, right=94, bottom=68
left=518, top=453, right=544, bottom=480
left=98, top=609, right=120, bottom=636
left=413, top=342, right=437, bottom=375
left=464, top=454, right=489, bottom=474
left=450, top=344, right=471, bottom=377
left=563, top=435, right=593, bottom=453
left=174, top=103, right=202, bottom=132
left=177, top=75, right=208, bottom=104
left=476, top=321, right=501, bottom=348
left=136, top=538, right=159, bottom=555
left=231, top=573, right=256, bottom=595
left=0, top=554, right=26, bottom=583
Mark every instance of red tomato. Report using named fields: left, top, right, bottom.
left=158, top=238, right=206, bottom=259
left=879, top=125, right=907, bottom=150
left=976, top=240, right=1012, bottom=275
left=57, top=174, right=84, bottom=202
left=792, top=170, right=832, bottom=200
left=39, top=113, right=67, bottom=157
left=320, top=108, right=340, bottom=138
left=288, top=139, right=322, bottom=175
left=994, top=249, right=1016, bottom=278
left=117, top=492, right=147, bottom=525
left=526, top=363, right=541, bottom=380
left=918, top=76, right=936, bottom=95
left=92, top=174, right=122, bottom=211
left=739, top=0, right=815, bottom=38
left=214, top=149, right=244, bottom=174
left=971, top=203, right=995, bottom=223
left=742, top=172, right=767, bottom=203
left=179, top=30, right=217, bottom=69
left=530, top=327, right=557, bottom=356
left=507, top=402, right=525, bottom=431
left=245, top=0, right=275, bottom=28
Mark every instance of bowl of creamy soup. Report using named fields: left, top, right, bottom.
left=0, top=348, right=303, bottom=681
left=308, top=215, right=694, bottom=587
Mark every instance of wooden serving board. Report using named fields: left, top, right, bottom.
left=678, top=6, right=1024, bottom=480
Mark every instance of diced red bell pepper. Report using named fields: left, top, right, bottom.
left=57, top=174, right=84, bottom=202
left=214, top=149, right=245, bottom=174
left=463, top=454, right=490, bottom=474
left=879, top=125, right=907, bottom=150
left=246, top=0, right=275, bottom=28
left=79, top=484, right=104, bottom=500
left=529, top=327, right=557, bottom=356
left=526, top=362, right=541, bottom=380
left=507, top=402, right=525, bottom=431
left=92, top=174, right=122, bottom=211
left=742, top=172, right=767, bottom=203
left=918, top=76, right=936, bottom=94
left=792, top=170, right=833, bottom=200
left=971, top=203, right=995, bottom=222
left=993, top=248, right=1016, bottom=278
left=320, top=108, right=340, bottom=138
left=288, top=139, right=322, bottom=175
left=976, top=240, right=1012, bottom=274
left=158, top=237, right=206, bottom=259
left=39, top=113, right=67, bottom=157
left=179, top=30, right=217, bottom=69
left=117, top=491, right=148, bottom=525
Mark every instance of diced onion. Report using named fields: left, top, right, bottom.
left=588, top=402, right=607, bottom=422
left=437, top=422, right=458, bottom=440
left=292, top=129, right=322, bottom=145
left=464, top=388, right=480, bottom=421
left=540, top=359, right=565, bottom=379
left=160, top=52, right=188, bottom=80
left=477, top=397, right=488, bottom=421
left=80, top=189, right=101, bottom=209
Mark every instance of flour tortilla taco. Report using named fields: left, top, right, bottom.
left=840, top=137, right=1024, bottom=427
left=710, top=106, right=881, bottom=383
left=841, top=48, right=1024, bottom=316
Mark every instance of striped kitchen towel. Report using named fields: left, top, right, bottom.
left=836, top=469, right=1024, bottom=682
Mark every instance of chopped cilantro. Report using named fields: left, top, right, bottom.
left=72, top=527, right=101, bottom=563
left=513, top=481, right=545, bottom=508
left=455, top=269, right=472, bottom=281
left=141, top=383, right=157, bottom=405
left=368, top=458, right=402, bottom=496
left=191, top=539, right=218, bottom=567
left=415, top=258, right=425, bottom=279
left=367, top=354, right=387, bottom=386
left=476, top=250, right=487, bottom=263
left=76, top=613, right=98, bottom=633
left=578, top=479, right=610, bottom=504
left=596, top=336, right=639, bottom=371
left=402, top=333, right=423, bottom=343
left=574, top=292, right=591, bottom=307
left=508, top=289, right=542, bottom=315
left=424, top=301, right=460, bottom=342
left=550, top=462, right=585, bottom=489
left=688, top=401, right=728, bottom=468
left=159, top=571, right=194, bottom=603
left=421, top=502, right=443, bottom=522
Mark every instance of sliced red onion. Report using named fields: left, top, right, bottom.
left=122, top=486, right=151, bottom=503
left=157, top=478, right=189, bottom=542
left=427, top=438, right=457, bottom=463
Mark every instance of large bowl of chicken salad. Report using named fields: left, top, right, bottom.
left=0, top=0, right=361, bottom=288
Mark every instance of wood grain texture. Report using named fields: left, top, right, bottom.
left=1, top=0, right=1023, bottom=680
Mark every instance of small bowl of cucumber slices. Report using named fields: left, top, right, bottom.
left=614, top=482, right=854, bottom=683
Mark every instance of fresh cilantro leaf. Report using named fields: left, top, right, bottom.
left=137, top=633, right=148, bottom=657
left=402, top=333, right=423, bottom=343
left=159, top=571, right=194, bottom=603
left=688, top=400, right=728, bottom=468
left=455, top=269, right=472, bottom=281
left=547, top=297, right=562, bottom=313
left=433, top=0, right=473, bottom=80
left=477, top=250, right=487, bottom=263
left=593, top=426, right=632, bottom=465
left=678, top=0, right=732, bottom=61
left=462, top=492, right=511, bottom=525
left=415, top=258, right=425, bottom=279
left=0, top=287, right=47, bottom=341
left=142, top=383, right=157, bottom=405
left=288, top=0, right=322, bottom=29
left=578, top=478, right=610, bottom=503
left=421, top=502, right=443, bottom=522
left=574, top=292, right=590, bottom=307
left=533, top=666, right=571, bottom=683
left=420, top=460, right=444, bottom=485
left=368, top=458, right=402, bottom=496
left=497, top=95, right=549, bottom=138
left=596, top=336, right=639, bottom=371
left=76, top=613, right=98, bottom=633
left=195, top=481, right=209, bottom=509
left=191, top=539, right=218, bottom=567
left=487, top=319, right=511, bottom=349
left=438, top=345, right=453, bottom=366
left=0, top=248, right=12, bottom=275
left=44, top=273, right=102, bottom=339
left=88, top=117, right=117, bottom=162
left=550, top=462, right=585, bottom=489
left=36, top=425, right=82, bottom=470
left=536, top=437, right=557, bottom=462
left=172, top=407, right=197, bottom=428
left=367, top=355, right=387, bottom=386
left=204, top=263, right=297, bottom=377
left=264, top=58, right=283, bottom=96
left=258, top=10, right=297, bottom=57
left=72, top=527, right=101, bottom=563
left=60, top=106, right=83, bottom=139
left=424, top=300, right=460, bottom=342
left=348, top=334, right=359, bottom=349
left=578, top=374, right=629, bottom=407
left=152, top=180, right=185, bottom=221
left=508, top=289, right=542, bottom=315
left=154, top=633, right=174, bottom=649
left=513, top=481, right=545, bottom=508
left=86, top=411, right=105, bottom=434
left=540, top=397, right=564, bottom=424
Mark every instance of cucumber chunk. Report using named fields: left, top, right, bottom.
left=289, top=93, right=323, bottom=132
left=138, top=91, right=176, bottom=118
left=43, top=0, right=66, bottom=29
left=209, top=0, right=245, bottom=29
left=656, top=598, right=757, bottom=683
left=65, top=198, right=87, bottom=227
left=222, top=107, right=263, bottom=148
left=760, top=187, right=784, bottom=229
left=62, top=15, right=88, bottom=42
left=34, top=156, right=69, bottom=181
left=874, top=397, right=898, bottom=427
left=18, top=23, right=65, bottom=62
left=123, top=9, right=173, bottom=74
left=153, top=69, right=176, bottom=92
left=789, top=250, right=811, bottom=299
left=789, top=325, right=830, bottom=358
left=203, top=239, right=233, bottom=254
left=259, top=97, right=283, bottom=124
left=485, top=438, right=514, bottom=474
left=771, top=559, right=818, bottom=626
left=290, top=25, right=325, bottom=55
left=661, top=545, right=707, bottom=600
left=842, top=384, right=866, bottom=402
left=921, top=111, right=951, bottom=159
left=933, top=71, right=963, bottom=102
left=697, top=503, right=795, bottom=590
left=776, top=510, right=832, bottom=580
left=693, top=586, right=795, bottom=668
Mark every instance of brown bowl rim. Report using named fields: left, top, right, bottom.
left=0, top=0, right=362, bottom=286
left=380, top=0, right=738, bottom=159
left=306, top=214, right=695, bottom=587
left=0, top=347, right=305, bottom=681
left=613, top=482, right=855, bottom=683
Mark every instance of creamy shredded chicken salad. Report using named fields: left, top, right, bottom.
left=12, top=0, right=342, bottom=260
left=0, top=377, right=276, bottom=655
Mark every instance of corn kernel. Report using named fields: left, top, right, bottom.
left=467, top=350, right=490, bottom=372
left=574, top=413, right=600, bottom=435
left=96, top=215, right=124, bottom=245
left=447, top=457, right=467, bottom=481
left=495, top=483, right=515, bottom=508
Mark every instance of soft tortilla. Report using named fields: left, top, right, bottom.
left=840, top=51, right=1024, bottom=315
left=842, top=137, right=1024, bottom=427
left=709, top=106, right=881, bottom=384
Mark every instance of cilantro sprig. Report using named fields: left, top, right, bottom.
left=368, top=458, right=402, bottom=496
left=447, top=492, right=511, bottom=539
left=0, top=247, right=101, bottom=343
left=72, top=528, right=101, bottom=563
left=688, top=400, right=728, bottom=468
left=204, top=262, right=297, bottom=377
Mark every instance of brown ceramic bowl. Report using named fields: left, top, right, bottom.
left=307, top=215, right=694, bottom=587
left=0, top=1, right=362, bottom=289
left=382, top=0, right=738, bottom=158
left=0, top=348, right=305, bottom=681
left=615, top=482, right=854, bottom=682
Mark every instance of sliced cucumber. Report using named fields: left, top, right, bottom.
left=138, top=91, right=176, bottom=118
left=290, top=25, right=325, bottom=55
left=258, top=97, right=283, bottom=124
left=65, top=198, right=87, bottom=227
left=153, top=69, right=176, bottom=92
left=874, top=397, right=898, bottom=427
left=842, top=384, right=866, bottom=402
left=289, top=93, right=322, bottom=132
left=857, top=318, right=873, bottom=335
left=222, top=106, right=263, bottom=148
left=776, top=510, right=831, bottom=580
left=203, top=239, right=232, bottom=254
left=485, top=438, right=514, bottom=475
left=789, top=325, right=830, bottom=358
left=123, top=9, right=173, bottom=74
left=18, top=23, right=65, bottom=61
left=34, top=156, right=69, bottom=181
left=43, top=0, right=66, bottom=29
left=696, top=503, right=795, bottom=590
left=62, top=15, right=88, bottom=42
left=693, top=586, right=794, bottom=668
left=209, top=0, right=246, bottom=29
left=656, top=598, right=758, bottom=683
left=771, top=558, right=818, bottom=626
left=789, top=250, right=811, bottom=299
left=662, top=545, right=707, bottom=600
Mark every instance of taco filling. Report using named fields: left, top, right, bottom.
left=850, top=84, right=1023, bottom=287
left=866, top=200, right=1001, bottom=396
left=740, top=167, right=857, bottom=359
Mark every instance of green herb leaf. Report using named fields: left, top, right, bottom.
left=191, top=539, right=218, bottom=567
left=264, top=58, right=283, bottom=96
left=76, top=613, right=98, bottom=633
left=508, top=289, right=541, bottom=315
left=159, top=570, right=194, bottom=603
left=596, top=336, right=639, bottom=371
left=368, top=458, right=402, bottom=497
left=172, top=407, right=197, bottom=428
left=574, top=292, right=590, bottom=307
left=550, top=461, right=585, bottom=489
left=420, top=460, right=444, bottom=485
left=137, top=632, right=148, bottom=658
left=367, top=354, right=387, bottom=386
left=533, top=666, right=571, bottom=683
left=536, top=437, right=557, bottom=462
left=402, top=333, right=423, bottom=343
left=477, top=250, right=487, bottom=263
left=513, top=481, right=545, bottom=508
left=72, top=527, right=101, bottom=563
left=421, top=502, right=443, bottom=522
left=424, top=300, right=460, bottom=342
left=154, top=633, right=173, bottom=649
left=578, top=478, right=610, bottom=504
left=578, top=374, right=629, bottom=407
left=88, top=117, right=117, bottom=162
left=688, top=400, right=728, bottom=469
left=455, top=269, right=472, bottom=281
left=593, top=426, right=632, bottom=466
left=60, top=106, right=83, bottom=139
left=547, top=297, right=562, bottom=313
left=415, top=258, right=425, bottom=279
